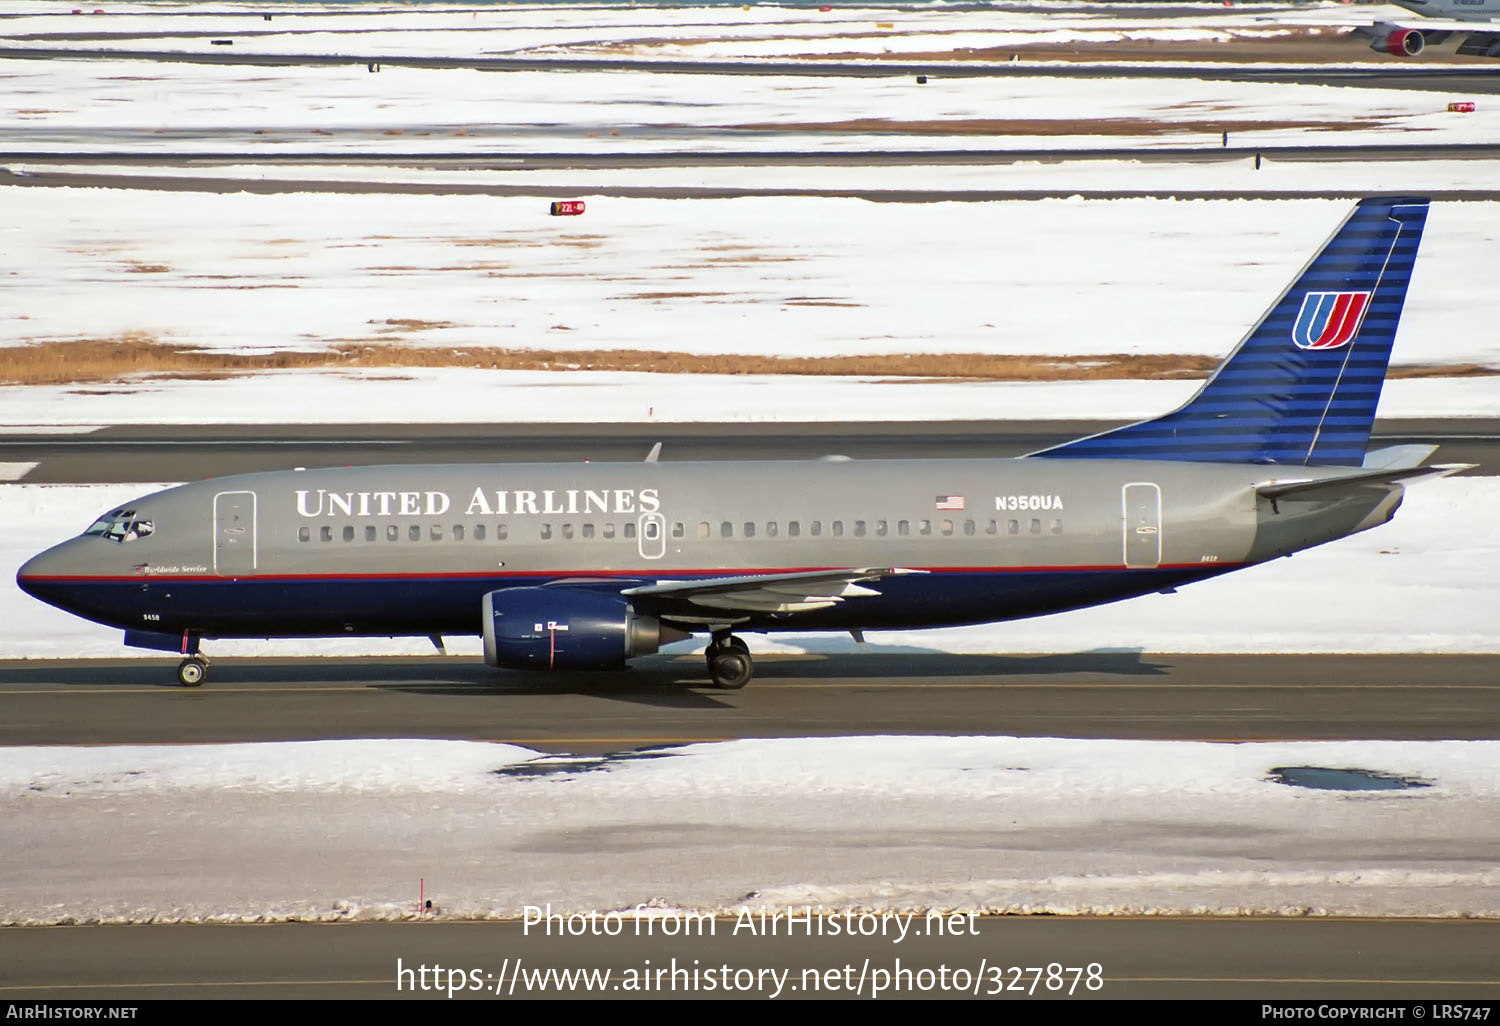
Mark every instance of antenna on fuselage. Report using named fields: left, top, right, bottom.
left=645, top=442, right=662, bottom=463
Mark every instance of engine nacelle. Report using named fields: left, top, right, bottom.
left=1369, top=24, right=1423, bottom=56
left=482, top=587, right=681, bottom=670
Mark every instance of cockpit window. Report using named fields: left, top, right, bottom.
left=83, top=509, right=154, bottom=543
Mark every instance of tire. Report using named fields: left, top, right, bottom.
left=708, top=650, right=752, bottom=690
left=177, top=658, right=206, bottom=687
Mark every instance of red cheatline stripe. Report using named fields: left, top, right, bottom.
left=20, top=562, right=1242, bottom=584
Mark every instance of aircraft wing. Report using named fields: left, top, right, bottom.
left=1455, top=29, right=1500, bottom=54
left=621, top=567, right=926, bottom=620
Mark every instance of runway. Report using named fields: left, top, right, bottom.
left=3, top=653, right=1499, bottom=748
left=3, top=918, right=1499, bottom=999
left=3, top=418, right=1495, bottom=483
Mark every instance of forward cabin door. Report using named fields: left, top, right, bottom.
left=213, top=490, right=258, bottom=576
left=1122, top=482, right=1161, bottom=569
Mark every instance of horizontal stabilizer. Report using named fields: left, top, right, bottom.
left=1255, top=463, right=1470, bottom=502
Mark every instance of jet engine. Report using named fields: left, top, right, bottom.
left=481, top=587, right=686, bottom=670
left=1368, top=23, right=1424, bottom=56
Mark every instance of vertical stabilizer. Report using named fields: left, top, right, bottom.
left=1034, top=197, right=1429, bottom=466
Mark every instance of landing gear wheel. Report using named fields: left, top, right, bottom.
left=708, top=650, right=753, bottom=690
left=177, top=656, right=208, bottom=687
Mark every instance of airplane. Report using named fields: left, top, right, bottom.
left=17, top=196, right=1467, bottom=690
left=1350, top=0, right=1500, bottom=56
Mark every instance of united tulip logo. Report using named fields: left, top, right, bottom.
left=1292, top=290, right=1372, bottom=350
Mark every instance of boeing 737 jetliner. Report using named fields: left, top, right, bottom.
left=18, top=197, right=1464, bottom=688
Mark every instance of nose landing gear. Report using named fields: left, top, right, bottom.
left=705, top=633, right=752, bottom=690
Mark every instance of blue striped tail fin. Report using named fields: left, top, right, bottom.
left=1033, top=196, right=1429, bottom=466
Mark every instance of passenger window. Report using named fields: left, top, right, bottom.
left=343, top=526, right=354, bottom=542
left=767, top=521, right=778, bottom=538
left=875, top=520, right=887, bottom=537
left=540, top=524, right=552, bottom=540
left=431, top=525, right=442, bottom=541
left=1030, top=518, right=1042, bottom=534
left=561, top=523, right=574, bottom=540
left=698, top=522, right=711, bottom=539
left=408, top=525, right=421, bottom=541
left=1007, top=519, right=1020, bottom=535
left=453, top=525, right=464, bottom=541
left=898, top=520, right=910, bottom=536
left=811, top=521, right=822, bottom=537
left=387, top=525, right=399, bottom=542
left=919, top=520, right=932, bottom=536
left=721, top=521, right=733, bottom=538
left=1051, top=518, right=1063, bottom=534
left=365, top=525, right=376, bottom=542
left=743, top=522, right=755, bottom=538
left=941, top=520, right=953, bottom=536
left=496, top=524, right=507, bottom=541
left=986, top=520, right=998, bottom=535
left=298, top=526, right=310, bottom=542
left=474, top=524, right=486, bottom=541
left=964, top=520, right=976, bottom=536
left=788, top=521, right=800, bottom=537
left=672, top=522, right=684, bottom=539
left=582, top=523, right=595, bottom=539
left=853, top=520, right=866, bottom=537
left=321, top=526, right=333, bottom=542
left=832, top=520, right=844, bottom=537
left=603, top=523, right=615, bottom=539
left=624, top=522, right=636, bottom=539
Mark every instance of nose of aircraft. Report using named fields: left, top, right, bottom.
left=16, top=543, right=69, bottom=604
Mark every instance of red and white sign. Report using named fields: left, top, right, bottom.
left=550, top=200, right=586, bottom=216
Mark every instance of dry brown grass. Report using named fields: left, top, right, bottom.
left=4, top=336, right=1494, bottom=388
left=373, top=318, right=460, bottom=332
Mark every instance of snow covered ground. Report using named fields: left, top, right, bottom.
left=7, top=192, right=1500, bottom=371
left=6, top=475, right=1498, bottom=660
left=0, top=2, right=1387, bottom=67
left=5, top=735, right=1499, bottom=924
left=3, top=3, right=1498, bottom=928
left=8, top=58, right=1496, bottom=156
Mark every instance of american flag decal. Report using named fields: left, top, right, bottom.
left=935, top=495, right=965, bottom=511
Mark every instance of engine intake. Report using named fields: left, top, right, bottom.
left=482, top=587, right=685, bottom=670
left=1369, top=24, right=1423, bottom=56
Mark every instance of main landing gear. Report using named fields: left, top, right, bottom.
left=706, top=633, right=752, bottom=690
left=177, top=655, right=209, bottom=687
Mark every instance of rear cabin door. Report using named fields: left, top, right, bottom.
left=1122, top=482, right=1161, bottom=569
left=213, top=490, right=258, bottom=576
